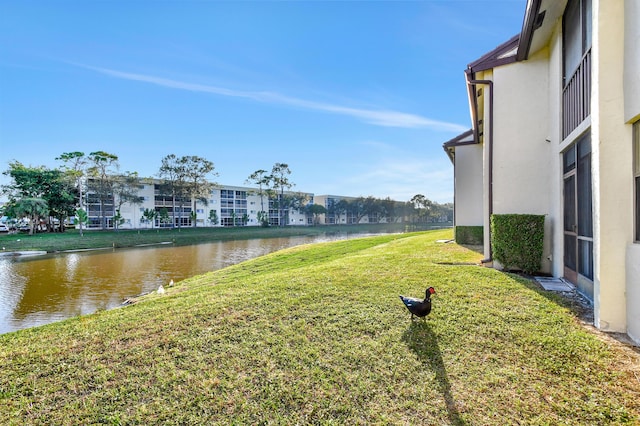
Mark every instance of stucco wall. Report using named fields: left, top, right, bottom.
left=591, top=0, right=631, bottom=332
left=548, top=20, right=565, bottom=279
left=491, top=48, right=552, bottom=272
left=118, top=182, right=156, bottom=226
left=454, top=143, right=484, bottom=226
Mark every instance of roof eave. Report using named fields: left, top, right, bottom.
left=442, top=129, right=475, bottom=163
left=516, top=0, right=543, bottom=61
left=467, top=34, right=520, bottom=74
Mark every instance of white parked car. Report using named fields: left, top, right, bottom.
left=0, top=223, right=9, bottom=233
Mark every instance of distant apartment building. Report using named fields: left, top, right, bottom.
left=82, top=177, right=414, bottom=229
left=85, top=178, right=315, bottom=229
left=314, top=195, right=385, bottom=225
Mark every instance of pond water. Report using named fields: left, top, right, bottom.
left=0, top=233, right=388, bottom=334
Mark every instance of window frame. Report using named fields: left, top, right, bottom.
left=562, top=0, right=592, bottom=85
left=634, top=121, right=640, bottom=242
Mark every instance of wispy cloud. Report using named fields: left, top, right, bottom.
left=80, top=65, right=467, bottom=132
left=342, top=156, right=453, bottom=202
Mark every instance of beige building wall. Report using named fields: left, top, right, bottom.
left=115, top=181, right=156, bottom=228
left=590, top=0, right=631, bottom=332
left=487, top=49, right=553, bottom=272
left=547, top=20, right=565, bottom=279
left=453, top=143, right=483, bottom=226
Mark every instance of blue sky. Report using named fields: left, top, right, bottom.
left=0, top=1, right=525, bottom=203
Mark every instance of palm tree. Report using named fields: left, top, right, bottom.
left=12, top=198, right=49, bottom=235
left=141, top=208, right=157, bottom=229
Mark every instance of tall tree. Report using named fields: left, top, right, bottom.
left=183, top=156, right=217, bottom=227
left=306, top=204, right=327, bottom=225
left=87, top=151, right=119, bottom=230
left=158, top=154, right=187, bottom=229
left=380, top=197, right=397, bottom=223
left=2, top=161, right=45, bottom=198
left=334, top=199, right=349, bottom=224
left=281, top=191, right=309, bottom=225
left=269, top=163, right=293, bottom=227
left=410, top=194, right=433, bottom=223
left=347, top=197, right=369, bottom=224
left=41, top=169, right=77, bottom=232
left=363, top=196, right=381, bottom=223
left=56, top=152, right=87, bottom=236
left=246, top=169, right=270, bottom=226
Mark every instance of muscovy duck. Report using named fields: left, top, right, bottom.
left=399, top=287, right=436, bottom=319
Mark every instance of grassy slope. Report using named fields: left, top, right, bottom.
left=1, top=229, right=639, bottom=425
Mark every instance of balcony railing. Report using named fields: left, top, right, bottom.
left=563, top=49, right=591, bottom=139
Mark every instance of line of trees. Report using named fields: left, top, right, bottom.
left=1, top=151, right=451, bottom=234
left=0, top=153, right=120, bottom=235
left=157, top=154, right=218, bottom=229
left=317, top=194, right=452, bottom=226
left=1, top=151, right=218, bottom=234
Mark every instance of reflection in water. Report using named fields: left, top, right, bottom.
left=0, top=233, right=380, bottom=334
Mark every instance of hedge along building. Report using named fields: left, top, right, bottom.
left=443, top=0, right=640, bottom=344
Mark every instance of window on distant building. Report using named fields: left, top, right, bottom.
left=634, top=121, right=640, bottom=242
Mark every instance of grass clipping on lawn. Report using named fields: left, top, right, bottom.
left=1, top=229, right=639, bottom=425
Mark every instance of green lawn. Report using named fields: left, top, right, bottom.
left=1, top=229, right=639, bottom=424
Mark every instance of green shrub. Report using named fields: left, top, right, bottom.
left=491, top=214, right=544, bottom=274
left=455, top=226, right=483, bottom=245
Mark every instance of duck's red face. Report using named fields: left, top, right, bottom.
left=428, top=287, right=436, bottom=295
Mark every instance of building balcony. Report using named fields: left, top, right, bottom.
left=563, top=49, right=591, bottom=139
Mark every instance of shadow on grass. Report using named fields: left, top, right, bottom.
left=402, top=321, right=465, bottom=426
left=507, top=272, right=640, bottom=351
left=504, top=271, right=595, bottom=324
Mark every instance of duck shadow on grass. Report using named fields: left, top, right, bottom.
left=402, top=321, right=465, bottom=426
